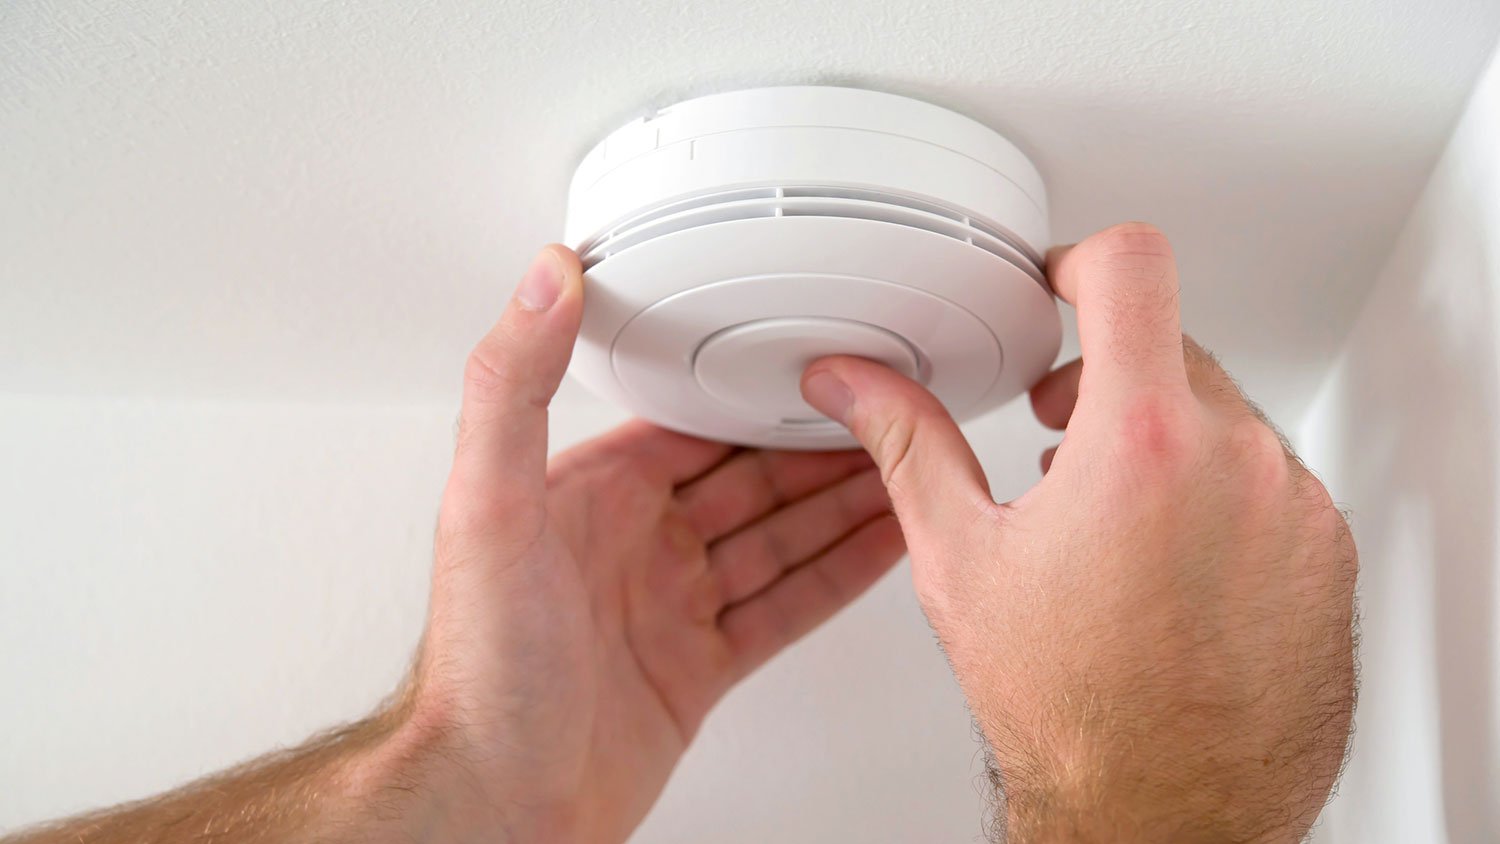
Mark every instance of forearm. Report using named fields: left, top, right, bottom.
left=3, top=692, right=528, bottom=844
left=6, top=706, right=402, bottom=844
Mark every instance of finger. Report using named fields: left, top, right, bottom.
left=549, top=419, right=736, bottom=487
left=676, top=448, right=874, bottom=541
left=1040, top=445, right=1059, bottom=474
left=709, top=467, right=890, bottom=605
left=1046, top=222, right=1189, bottom=399
left=1030, top=357, right=1083, bottom=430
left=720, top=515, right=905, bottom=677
left=801, top=356, right=992, bottom=539
left=447, top=245, right=583, bottom=522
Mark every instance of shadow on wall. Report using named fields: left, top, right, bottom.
left=1329, top=194, right=1498, bottom=840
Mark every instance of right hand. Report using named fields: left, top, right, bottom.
left=800, top=222, right=1358, bottom=842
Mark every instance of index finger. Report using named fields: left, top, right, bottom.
left=1047, top=222, right=1189, bottom=399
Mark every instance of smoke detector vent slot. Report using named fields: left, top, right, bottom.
left=581, top=188, right=1045, bottom=287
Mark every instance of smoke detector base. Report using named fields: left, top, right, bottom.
left=564, top=86, right=1061, bottom=449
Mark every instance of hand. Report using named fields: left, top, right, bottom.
left=377, top=245, right=906, bottom=843
left=800, top=223, right=1357, bottom=842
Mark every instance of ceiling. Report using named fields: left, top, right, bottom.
left=3, top=0, right=1499, bottom=425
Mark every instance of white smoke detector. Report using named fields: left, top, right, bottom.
left=564, top=86, right=1060, bottom=449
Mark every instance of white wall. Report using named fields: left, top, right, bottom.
left=0, top=396, right=451, bottom=827
left=1299, top=47, right=1500, bottom=844
left=0, top=382, right=1060, bottom=841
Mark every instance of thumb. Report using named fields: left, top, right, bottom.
left=446, top=244, right=583, bottom=527
left=801, top=356, right=992, bottom=538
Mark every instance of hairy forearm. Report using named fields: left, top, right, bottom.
left=1, top=689, right=505, bottom=844
left=5, top=710, right=402, bottom=844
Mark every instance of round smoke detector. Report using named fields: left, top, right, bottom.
left=564, top=86, right=1060, bottom=449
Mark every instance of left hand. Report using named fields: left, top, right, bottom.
left=375, top=245, right=905, bottom=843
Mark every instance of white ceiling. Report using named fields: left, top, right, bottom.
left=3, top=0, right=1499, bottom=424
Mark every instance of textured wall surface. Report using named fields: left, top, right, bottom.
left=1300, top=47, right=1500, bottom=844
left=4, top=0, right=1500, bottom=423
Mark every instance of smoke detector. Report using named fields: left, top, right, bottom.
left=564, top=86, right=1060, bottom=449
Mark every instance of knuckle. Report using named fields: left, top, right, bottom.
left=1114, top=390, right=1199, bottom=471
left=1295, top=482, right=1360, bottom=590
left=1224, top=417, right=1295, bottom=495
left=462, top=323, right=531, bottom=404
left=463, top=343, right=510, bottom=399
left=1081, top=223, right=1178, bottom=302
left=1299, top=474, right=1355, bottom=546
left=1090, top=221, right=1175, bottom=263
left=867, top=412, right=919, bottom=493
left=1227, top=416, right=1292, bottom=468
left=1327, top=507, right=1359, bottom=581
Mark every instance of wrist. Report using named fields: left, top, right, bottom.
left=1000, top=773, right=1230, bottom=844
left=993, top=748, right=1300, bottom=844
left=343, top=696, right=579, bottom=844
